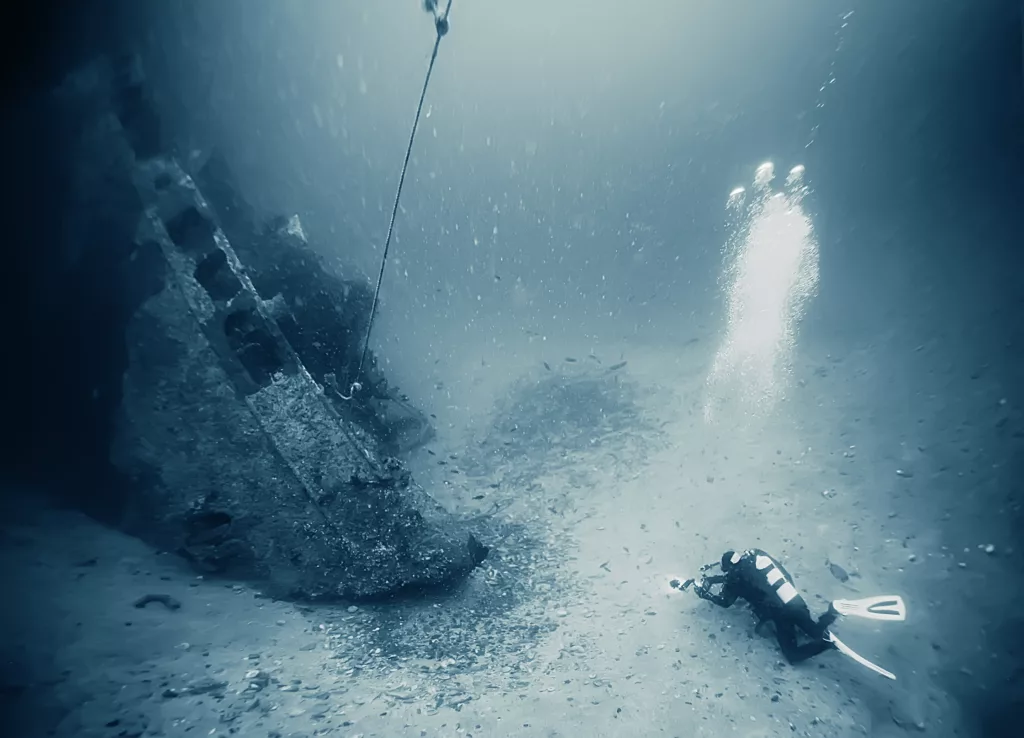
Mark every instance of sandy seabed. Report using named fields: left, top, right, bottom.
left=2, top=331, right=1015, bottom=738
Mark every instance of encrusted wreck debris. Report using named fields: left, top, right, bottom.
left=189, top=152, right=436, bottom=455
left=64, top=56, right=487, bottom=601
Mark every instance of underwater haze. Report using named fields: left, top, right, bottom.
left=2, top=1, right=1023, bottom=737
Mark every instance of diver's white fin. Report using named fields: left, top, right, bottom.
left=831, top=595, right=907, bottom=622
left=827, top=632, right=896, bottom=680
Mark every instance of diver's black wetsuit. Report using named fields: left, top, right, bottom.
left=695, top=548, right=838, bottom=664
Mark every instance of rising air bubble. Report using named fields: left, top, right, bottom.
left=703, top=163, right=821, bottom=423
left=753, top=162, right=775, bottom=190
left=727, top=187, right=746, bottom=209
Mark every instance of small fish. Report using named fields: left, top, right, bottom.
left=600, top=561, right=611, bottom=572
left=543, top=361, right=551, bottom=371
left=494, top=274, right=501, bottom=282
left=472, top=494, right=485, bottom=500
left=607, top=360, right=628, bottom=371
left=565, top=357, right=577, bottom=363
left=827, top=560, right=850, bottom=583
left=587, top=353, right=601, bottom=363
left=426, top=449, right=436, bottom=456
left=429, top=413, right=437, bottom=419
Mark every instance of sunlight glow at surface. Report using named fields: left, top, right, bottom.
left=703, top=163, right=819, bottom=422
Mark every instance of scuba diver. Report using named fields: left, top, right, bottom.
left=670, top=548, right=907, bottom=679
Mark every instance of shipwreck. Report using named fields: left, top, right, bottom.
left=56, top=55, right=487, bottom=601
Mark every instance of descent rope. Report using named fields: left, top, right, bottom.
left=341, top=0, right=454, bottom=400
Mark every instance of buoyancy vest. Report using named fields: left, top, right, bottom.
left=731, top=548, right=799, bottom=606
